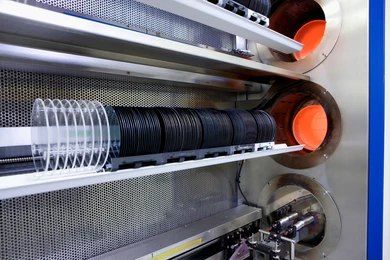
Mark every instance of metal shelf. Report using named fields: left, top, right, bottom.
left=91, top=205, right=262, bottom=260
left=0, top=0, right=309, bottom=88
left=0, top=43, right=255, bottom=92
left=0, top=144, right=303, bottom=200
left=135, top=0, right=303, bottom=54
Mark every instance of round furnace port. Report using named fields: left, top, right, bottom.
left=292, top=104, right=328, bottom=151
left=256, top=0, right=342, bottom=73
left=254, top=81, right=341, bottom=169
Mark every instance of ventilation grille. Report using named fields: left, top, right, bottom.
left=0, top=69, right=236, bottom=127
left=15, top=0, right=235, bottom=50
left=0, top=167, right=238, bottom=259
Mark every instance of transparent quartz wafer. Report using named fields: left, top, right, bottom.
left=44, top=99, right=60, bottom=172
left=31, top=98, right=112, bottom=176
left=79, top=100, right=95, bottom=170
left=105, top=105, right=121, bottom=160
left=53, top=99, right=69, bottom=171
left=63, top=99, right=78, bottom=170
left=94, top=101, right=111, bottom=171
left=31, top=98, right=49, bottom=173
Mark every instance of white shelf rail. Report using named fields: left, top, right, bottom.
left=0, top=144, right=303, bottom=200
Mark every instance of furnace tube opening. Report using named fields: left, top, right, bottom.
left=269, top=0, right=326, bottom=62
left=292, top=104, right=328, bottom=151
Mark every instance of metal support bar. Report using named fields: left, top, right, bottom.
left=0, top=144, right=303, bottom=199
left=135, top=0, right=302, bottom=54
left=0, top=44, right=258, bottom=92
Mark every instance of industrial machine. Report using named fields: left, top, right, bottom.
left=0, top=0, right=377, bottom=259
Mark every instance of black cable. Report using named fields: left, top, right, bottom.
left=236, top=160, right=258, bottom=207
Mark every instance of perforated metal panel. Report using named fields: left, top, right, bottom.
left=0, top=167, right=238, bottom=259
left=17, top=0, right=235, bottom=50
left=0, top=68, right=238, bottom=259
left=0, top=69, right=236, bottom=127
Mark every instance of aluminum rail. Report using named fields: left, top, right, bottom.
left=135, top=0, right=303, bottom=54
left=91, top=205, right=262, bottom=260
left=0, top=144, right=303, bottom=199
left=0, top=0, right=309, bottom=82
left=0, top=44, right=258, bottom=92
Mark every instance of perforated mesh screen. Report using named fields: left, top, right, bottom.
left=0, top=69, right=236, bottom=127
left=17, top=0, right=235, bottom=50
left=0, top=68, right=238, bottom=259
left=0, top=168, right=238, bottom=259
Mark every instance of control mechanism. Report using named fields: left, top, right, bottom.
left=209, top=205, right=324, bottom=260
left=207, top=0, right=270, bottom=27
left=222, top=182, right=328, bottom=260
left=253, top=213, right=320, bottom=260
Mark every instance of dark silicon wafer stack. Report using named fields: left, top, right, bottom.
left=175, top=108, right=203, bottom=150
left=211, top=109, right=234, bottom=147
left=110, top=106, right=277, bottom=158
left=112, top=106, right=161, bottom=156
left=155, top=107, right=184, bottom=152
left=194, top=109, right=217, bottom=148
left=194, top=109, right=233, bottom=148
left=226, top=109, right=258, bottom=145
left=250, top=110, right=276, bottom=142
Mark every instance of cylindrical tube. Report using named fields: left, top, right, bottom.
left=273, top=212, right=299, bottom=230
left=294, top=216, right=315, bottom=231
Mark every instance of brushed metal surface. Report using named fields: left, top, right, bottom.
left=0, top=43, right=261, bottom=92
left=91, top=205, right=261, bottom=260
left=242, top=0, right=369, bottom=259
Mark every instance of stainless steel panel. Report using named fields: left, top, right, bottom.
left=242, top=0, right=369, bottom=259
left=92, top=205, right=261, bottom=260
left=258, top=174, right=341, bottom=259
